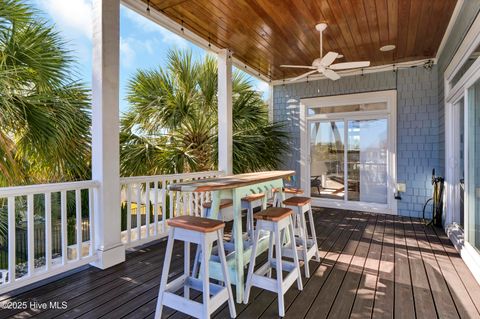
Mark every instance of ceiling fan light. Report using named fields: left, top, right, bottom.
left=380, top=45, right=396, bottom=52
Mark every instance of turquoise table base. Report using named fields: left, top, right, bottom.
left=206, top=178, right=285, bottom=303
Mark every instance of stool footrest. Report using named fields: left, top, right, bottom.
left=282, top=245, right=318, bottom=261
left=164, top=276, right=230, bottom=317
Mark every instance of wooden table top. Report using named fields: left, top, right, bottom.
left=168, top=170, right=295, bottom=192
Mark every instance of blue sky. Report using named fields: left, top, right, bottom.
left=32, top=0, right=269, bottom=112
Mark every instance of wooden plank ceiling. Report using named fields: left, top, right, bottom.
left=145, top=0, right=457, bottom=80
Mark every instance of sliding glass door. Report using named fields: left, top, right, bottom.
left=309, top=118, right=388, bottom=205
left=301, top=90, right=396, bottom=214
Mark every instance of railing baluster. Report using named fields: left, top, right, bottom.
left=27, top=194, right=34, bottom=276
left=145, top=182, right=150, bottom=239
left=45, top=192, right=52, bottom=271
left=136, top=183, right=141, bottom=241
left=188, top=192, right=193, bottom=216
left=169, top=180, right=174, bottom=219
left=89, top=188, right=95, bottom=256
left=8, top=196, right=16, bottom=283
left=126, top=184, right=132, bottom=244
left=153, top=180, right=158, bottom=236
left=182, top=192, right=187, bottom=216
left=61, top=190, right=67, bottom=265
left=194, top=191, right=199, bottom=216
left=161, top=179, right=166, bottom=233
left=75, top=189, right=82, bottom=260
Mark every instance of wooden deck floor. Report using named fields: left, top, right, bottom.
left=2, top=209, right=480, bottom=319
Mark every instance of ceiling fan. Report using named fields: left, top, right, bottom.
left=280, top=23, right=370, bottom=81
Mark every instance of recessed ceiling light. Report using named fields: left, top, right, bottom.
left=380, top=45, right=396, bottom=52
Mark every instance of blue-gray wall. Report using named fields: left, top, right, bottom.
left=437, top=4, right=480, bottom=177
left=272, top=66, right=439, bottom=217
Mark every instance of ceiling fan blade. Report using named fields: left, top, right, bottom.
left=290, top=70, right=318, bottom=82
left=280, top=64, right=316, bottom=69
left=320, top=52, right=338, bottom=67
left=329, top=61, right=371, bottom=70
left=323, top=69, right=341, bottom=81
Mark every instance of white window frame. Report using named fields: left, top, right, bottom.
left=299, top=90, right=397, bottom=215
left=444, top=11, right=480, bottom=284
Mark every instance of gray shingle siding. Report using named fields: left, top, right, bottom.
left=272, top=66, right=439, bottom=217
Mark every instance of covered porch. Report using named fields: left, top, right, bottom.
left=2, top=0, right=480, bottom=318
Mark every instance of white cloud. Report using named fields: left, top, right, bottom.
left=122, top=6, right=188, bottom=48
left=255, top=80, right=270, bottom=94
left=120, top=37, right=158, bottom=68
left=36, top=0, right=93, bottom=40
left=120, top=37, right=136, bottom=69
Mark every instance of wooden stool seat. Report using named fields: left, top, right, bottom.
left=273, top=187, right=304, bottom=195
left=167, top=216, right=225, bottom=233
left=202, top=199, right=233, bottom=209
left=254, top=207, right=292, bottom=222
left=282, top=196, right=311, bottom=207
left=241, top=193, right=265, bottom=202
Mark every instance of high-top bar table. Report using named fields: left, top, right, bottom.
left=168, top=170, right=295, bottom=302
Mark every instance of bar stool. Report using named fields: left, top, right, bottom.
left=272, top=187, right=304, bottom=206
left=155, top=215, right=236, bottom=319
left=282, top=196, right=319, bottom=278
left=202, top=199, right=233, bottom=220
left=241, top=193, right=265, bottom=239
left=244, top=207, right=303, bottom=317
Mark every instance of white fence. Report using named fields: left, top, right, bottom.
left=0, top=180, right=99, bottom=293
left=0, top=170, right=224, bottom=293
left=119, top=170, right=224, bottom=248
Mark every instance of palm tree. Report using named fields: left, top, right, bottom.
left=0, top=0, right=91, bottom=187
left=0, top=0, right=91, bottom=247
left=120, top=50, right=288, bottom=176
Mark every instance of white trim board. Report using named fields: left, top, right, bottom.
left=435, top=0, right=465, bottom=61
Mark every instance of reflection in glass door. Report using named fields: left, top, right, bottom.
left=347, top=119, right=388, bottom=204
left=309, top=118, right=388, bottom=205
left=309, top=121, right=345, bottom=199
left=467, top=79, right=480, bottom=251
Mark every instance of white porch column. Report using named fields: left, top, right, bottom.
left=91, top=0, right=125, bottom=269
left=217, top=49, right=233, bottom=174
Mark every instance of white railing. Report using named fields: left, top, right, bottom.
left=0, top=170, right=224, bottom=293
left=0, top=180, right=99, bottom=293
left=120, top=171, right=224, bottom=248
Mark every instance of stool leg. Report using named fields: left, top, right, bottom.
left=267, top=232, right=274, bottom=278
left=247, top=204, right=254, bottom=239
left=201, top=235, right=212, bottom=319
left=289, top=215, right=303, bottom=291
left=274, top=223, right=285, bottom=317
left=192, top=245, right=201, bottom=277
left=184, top=241, right=190, bottom=299
left=307, top=204, right=320, bottom=262
left=244, top=227, right=261, bottom=304
left=299, top=207, right=310, bottom=278
left=155, top=228, right=175, bottom=319
left=217, top=230, right=236, bottom=318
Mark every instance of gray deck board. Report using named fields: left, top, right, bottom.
left=1, top=209, right=480, bottom=319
